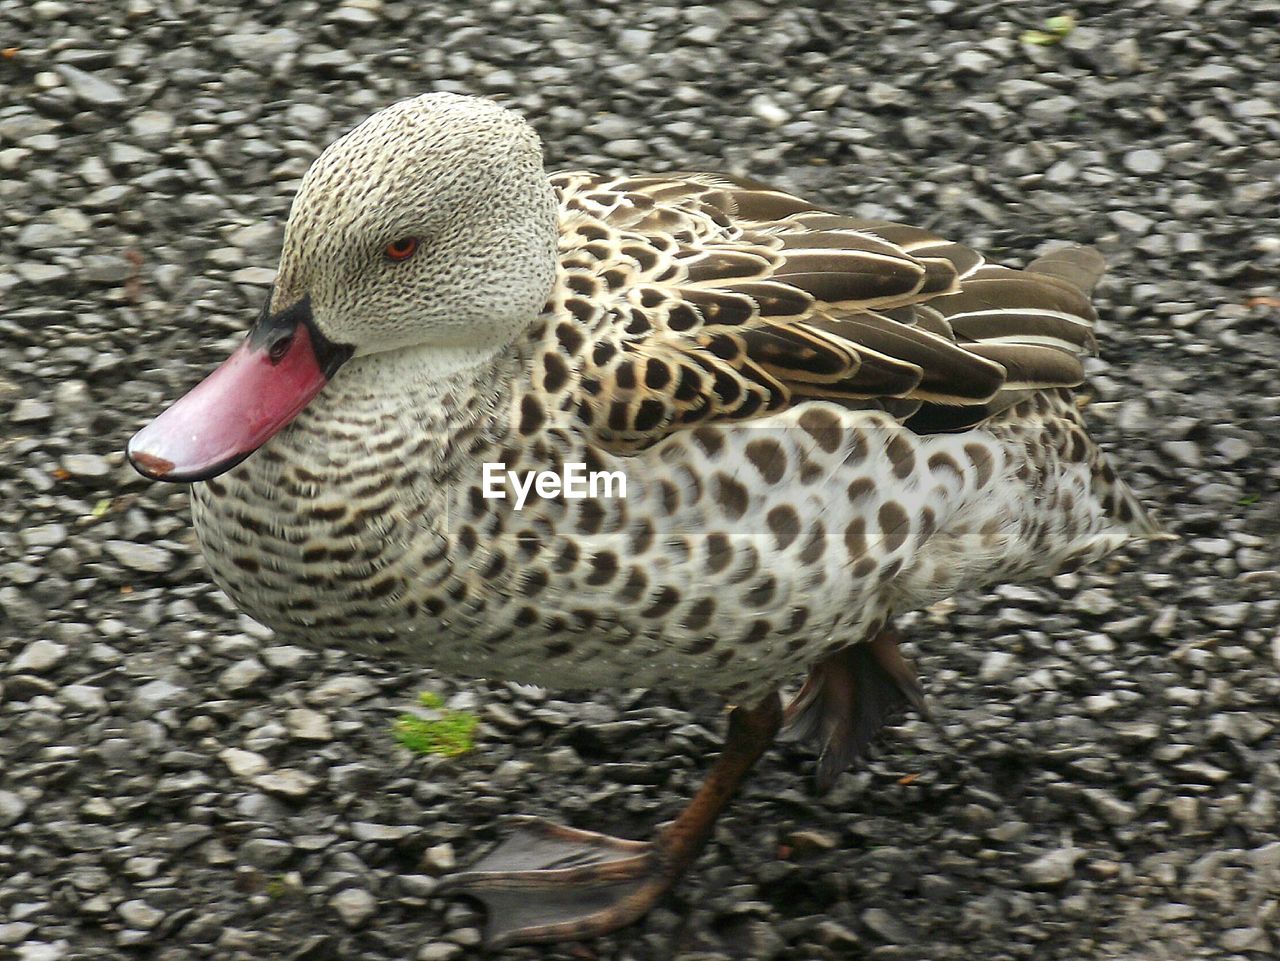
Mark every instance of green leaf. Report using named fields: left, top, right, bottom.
left=1022, top=14, right=1075, bottom=45
left=393, top=692, right=478, bottom=757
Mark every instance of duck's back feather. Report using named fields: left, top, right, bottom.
left=530, top=172, right=1107, bottom=450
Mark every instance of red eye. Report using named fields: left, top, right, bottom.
left=384, top=236, right=419, bottom=262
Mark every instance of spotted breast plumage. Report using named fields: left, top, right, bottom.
left=128, top=92, right=1162, bottom=948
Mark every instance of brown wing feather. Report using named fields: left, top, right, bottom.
left=533, top=171, right=1105, bottom=450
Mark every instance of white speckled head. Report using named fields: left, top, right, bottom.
left=273, top=93, right=559, bottom=360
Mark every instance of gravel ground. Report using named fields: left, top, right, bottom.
left=3, top=1, right=1279, bottom=959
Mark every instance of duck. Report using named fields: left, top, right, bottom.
left=127, top=92, right=1163, bottom=948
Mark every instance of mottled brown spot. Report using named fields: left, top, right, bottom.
left=918, top=506, right=937, bottom=544
left=643, top=586, right=680, bottom=618
left=659, top=480, right=679, bottom=516
left=878, top=501, right=910, bottom=553
left=746, top=576, right=777, bottom=606
left=928, top=451, right=962, bottom=477
left=519, top=395, right=545, bottom=435
left=745, top=438, right=787, bottom=484
left=552, top=540, right=579, bottom=573
left=556, top=321, right=584, bottom=354
left=783, top=607, right=809, bottom=634
left=706, top=532, right=733, bottom=574
left=692, top=426, right=724, bottom=457
left=586, top=551, right=619, bottom=586
left=845, top=517, right=868, bottom=561
left=615, top=360, right=637, bottom=389
left=629, top=520, right=654, bottom=555
left=634, top=399, right=666, bottom=432
left=617, top=567, right=648, bottom=603
left=767, top=505, right=800, bottom=550
left=1067, top=429, right=1089, bottom=462
left=645, top=359, right=671, bottom=389
left=543, top=353, right=569, bottom=393
left=714, top=473, right=749, bottom=519
left=798, top=522, right=826, bottom=565
left=888, top=433, right=916, bottom=480
left=852, top=556, right=876, bottom=578
left=965, top=443, right=995, bottom=488
left=797, top=407, right=843, bottom=454
left=740, top=619, right=770, bottom=645
left=847, top=476, right=876, bottom=502
left=577, top=499, right=606, bottom=535
left=520, top=569, right=548, bottom=597
left=682, top=597, right=715, bottom=633
left=515, top=530, right=541, bottom=558
left=878, top=559, right=903, bottom=584
left=683, top=635, right=717, bottom=656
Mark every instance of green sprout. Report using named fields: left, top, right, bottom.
left=1022, top=14, right=1075, bottom=45
left=1238, top=493, right=1260, bottom=506
left=393, top=690, right=479, bottom=757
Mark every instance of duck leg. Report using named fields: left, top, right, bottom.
left=783, top=624, right=929, bottom=793
left=436, top=692, right=782, bottom=948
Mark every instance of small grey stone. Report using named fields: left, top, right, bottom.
left=128, top=110, right=175, bottom=142
left=417, top=944, right=463, bottom=961
left=18, top=264, right=72, bottom=286
left=218, top=658, right=269, bottom=694
left=10, top=639, right=68, bottom=674
left=131, top=679, right=189, bottom=714
left=0, top=790, right=28, bottom=827
left=285, top=707, right=333, bottom=741
left=16, top=940, right=70, bottom=961
left=749, top=95, right=790, bottom=127
left=1083, top=789, right=1137, bottom=826
left=1123, top=149, right=1165, bottom=174
left=225, top=27, right=303, bottom=64
left=307, top=675, right=376, bottom=706
left=1159, top=440, right=1202, bottom=467
left=55, top=64, right=128, bottom=106
left=861, top=907, right=910, bottom=942
left=953, top=50, right=994, bottom=75
left=59, top=684, right=108, bottom=713
left=12, top=399, right=54, bottom=424
left=1220, top=928, right=1270, bottom=953
left=1024, top=846, right=1081, bottom=886
left=330, top=888, right=377, bottom=929
left=866, top=82, right=909, bottom=109
left=979, top=651, right=1018, bottom=682
left=423, top=843, right=456, bottom=873
left=351, top=822, right=418, bottom=842
left=117, top=899, right=164, bottom=929
left=104, top=540, right=174, bottom=574
left=228, top=266, right=277, bottom=286
left=0, top=923, right=36, bottom=945
left=254, top=769, right=320, bottom=799
left=60, top=453, right=112, bottom=479
left=1215, top=437, right=1251, bottom=463
left=17, top=222, right=77, bottom=248
left=219, top=747, right=270, bottom=778
left=239, top=838, right=294, bottom=868
left=1110, top=210, right=1153, bottom=234
left=261, top=645, right=317, bottom=671
left=602, top=139, right=648, bottom=159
